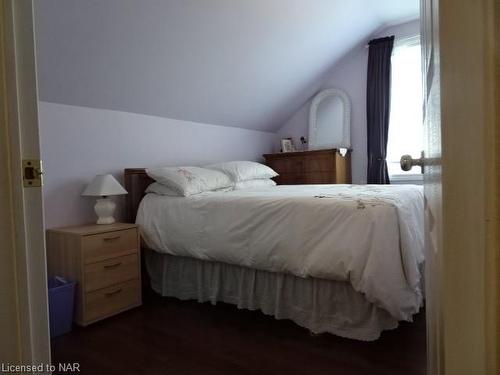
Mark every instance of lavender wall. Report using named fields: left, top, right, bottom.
left=276, top=20, right=420, bottom=183
left=40, top=102, right=275, bottom=228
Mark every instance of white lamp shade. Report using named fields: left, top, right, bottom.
left=82, top=174, right=127, bottom=197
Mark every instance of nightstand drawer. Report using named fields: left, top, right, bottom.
left=84, top=254, right=139, bottom=292
left=83, top=228, right=137, bottom=264
left=85, top=279, right=140, bottom=323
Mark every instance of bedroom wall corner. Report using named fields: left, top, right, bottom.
left=276, top=19, right=421, bottom=184
left=39, top=102, right=276, bottom=228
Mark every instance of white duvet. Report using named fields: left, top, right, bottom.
left=137, top=184, right=425, bottom=321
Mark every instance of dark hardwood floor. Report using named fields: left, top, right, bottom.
left=51, top=292, right=426, bottom=375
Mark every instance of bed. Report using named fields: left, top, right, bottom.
left=124, top=168, right=425, bottom=341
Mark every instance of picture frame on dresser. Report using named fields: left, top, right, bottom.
left=280, top=138, right=295, bottom=153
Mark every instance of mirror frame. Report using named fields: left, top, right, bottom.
left=308, top=88, right=351, bottom=150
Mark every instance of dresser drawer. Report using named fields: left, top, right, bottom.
left=275, top=173, right=306, bottom=185
left=84, top=254, right=139, bottom=292
left=82, top=228, right=138, bottom=264
left=303, top=171, right=336, bottom=184
left=268, top=156, right=304, bottom=174
left=303, top=153, right=335, bottom=172
left=85, top=279, right=140, bottom=323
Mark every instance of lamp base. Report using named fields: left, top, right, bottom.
left=94, top=198, right=116, bottom=225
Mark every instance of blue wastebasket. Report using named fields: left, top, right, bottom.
left=48, top=276, right=76, bottom=338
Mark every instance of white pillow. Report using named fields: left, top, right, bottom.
left=146, top=182, right=234, bottom=196
left=207, top=161, right=278, bottom=182
left=145, top=182, right=180, bottom=196
left=234, top=179, right=277, bottom=190
left=146, top=166, right=232, bottom=197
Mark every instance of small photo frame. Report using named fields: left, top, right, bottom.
left=281, top=138, right=294, bottom=153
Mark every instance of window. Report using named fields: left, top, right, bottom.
left=386, top=36, right=423, bottom=181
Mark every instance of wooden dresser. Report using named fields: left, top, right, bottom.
left=46, top=223, right=141, bottom=326
left=263, top=148, right=351, bottom=185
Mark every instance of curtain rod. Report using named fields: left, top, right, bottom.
left=365, top=34, right=420, bottom=48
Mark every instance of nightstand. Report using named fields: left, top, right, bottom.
left=46, top=223, right=142, bottom=326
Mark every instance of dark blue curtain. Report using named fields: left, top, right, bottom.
left=366, top=36, right=394, bottom=184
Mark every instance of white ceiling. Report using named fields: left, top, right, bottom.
left=34, top=0, right=419, bottom=132
left=366, top=0, right=420, bottom=25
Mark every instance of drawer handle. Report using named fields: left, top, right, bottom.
left=103, top=262, right=122, bottom=270
left=105, top=288, right=123, bottom=298
left=103, top=235, right=120, bottom=242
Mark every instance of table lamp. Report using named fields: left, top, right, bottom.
left=82, top=174, right=127, bottom=224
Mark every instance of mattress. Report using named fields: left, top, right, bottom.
left=137, top=184, right=425, bottom=321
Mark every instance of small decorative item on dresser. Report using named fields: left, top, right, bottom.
left=300, top=136, right=307, bottom=151
left=82, top=174, right=128, bottom=225
left=46, top=223, right=142, bottom=326
left=281, top=138, right=295, bottom=153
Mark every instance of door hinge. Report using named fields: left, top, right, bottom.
left=23, top=159, right=43, bottom=187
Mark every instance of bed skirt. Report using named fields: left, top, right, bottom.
left=145, top=250, right=400, bottom=341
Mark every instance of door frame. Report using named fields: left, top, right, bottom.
left=1, top=0, right=50, bottom=365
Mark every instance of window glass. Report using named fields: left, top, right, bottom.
left=387, top=37, right=423, bottom=177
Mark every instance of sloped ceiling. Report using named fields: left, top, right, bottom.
left=34, top=0, right=419, bottom=132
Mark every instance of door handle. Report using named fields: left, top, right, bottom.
left=400, top=151, right=425, bottom=173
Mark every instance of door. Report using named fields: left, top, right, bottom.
left=420, top=0, right=498, bottom=374
left=0, top=0, right=50, bottom=366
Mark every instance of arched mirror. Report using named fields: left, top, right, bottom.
left=308, top=88, right=351, bottom=150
